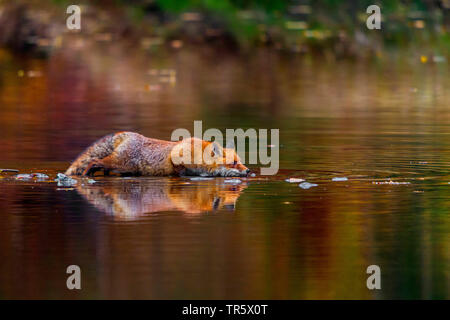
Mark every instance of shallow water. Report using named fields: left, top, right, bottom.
left=0, top=42, right=449, bottom=299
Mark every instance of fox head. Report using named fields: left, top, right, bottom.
left=171, top=137, right=250, bottom=177
left=168, top=182, right=248, bottom=214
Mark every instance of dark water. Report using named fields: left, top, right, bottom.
left=0, top=41, right=449, bottom=299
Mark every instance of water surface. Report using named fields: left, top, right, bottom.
left=0, top=42, right=449, bottom=299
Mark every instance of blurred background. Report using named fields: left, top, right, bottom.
left=0, top=0, right=449, bottom=299
left=1, top=0, right=449, bottom=56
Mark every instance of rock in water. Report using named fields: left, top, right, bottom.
left=15, top=173, right=49, bottom=180
left=189, top=177, right=214, bottom=181
left=299, top=182, right=318, bottom=189
left=285, top=178, right=305, bottom=183
left=224, top=179, right=242, bottom=184
left=31, top=173, right=49, bottom=180
left=332, top=177, right=348, bottom=182
left=56, top=173, right=77, bottom=186
left=15, top=174, right=33, bottom=180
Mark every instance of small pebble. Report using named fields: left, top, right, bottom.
left=250, top=173, right=256, bottom=177
left=224, top=179, right=242, bottom=184
left=87, top=179, right=96, bottom=184
left=56, top=173, right=77, bottom=186
left=15, top=173, right=49, bottom=180
left=189, top=177, right=214, bottom=181
left=31, top=173, right=49, bottom=179
left=299, top=182, right=318, bottom=189
left=15, top=174, right=33, bottom=180
left=332, top=177, right=348, bottom=182
left=285, top=178, right=304, bottom=183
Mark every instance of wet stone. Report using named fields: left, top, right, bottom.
left=332, top=177, right=348, bottom=182
left=285, top=178, right=304, bottom=183
left=189, top=177, right=214, bottom=181
left=56, top=173, right=77, bottom=186
left=15, top=174, right=33, bottom=180
left=224, top=179, right=242, bottom=184
left=299, top=182, right=318, bottom=189
left=31, top=173, right=49, bottom=179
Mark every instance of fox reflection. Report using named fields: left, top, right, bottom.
left=75, top=179, right=247, bottom=219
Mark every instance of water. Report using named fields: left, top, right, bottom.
left=0, top=42, right=449, bottom=299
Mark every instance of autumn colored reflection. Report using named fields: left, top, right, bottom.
left=75, top=178, right=248, bottom=219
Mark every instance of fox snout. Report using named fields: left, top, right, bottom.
left=221, top=167, right=250, bottom=177
left=237, top=166, right=250, bottom=176
left=225, top=160, right=249, bottom=177
left=240, top=168, right=251, bottom=176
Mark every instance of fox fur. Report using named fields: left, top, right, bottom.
left=65, top=132, right=249, bottom=177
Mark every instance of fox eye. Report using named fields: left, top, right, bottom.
left=233, top=160, right=237, bottom=165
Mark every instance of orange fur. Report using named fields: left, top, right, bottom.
left=65, top=132, right=250, bottom=177
left=75, top=179, right=248, bottom=219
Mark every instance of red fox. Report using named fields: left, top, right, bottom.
left=65, top=132, right=250, bottom=177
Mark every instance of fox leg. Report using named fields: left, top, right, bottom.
left=82, top=160, right=106, bottom=176
left=81, top=146, right=131, bottom=177
left=100, top=153, right=138, bottom=176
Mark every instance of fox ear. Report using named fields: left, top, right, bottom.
left=211, top=142, right=223, bottom=157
